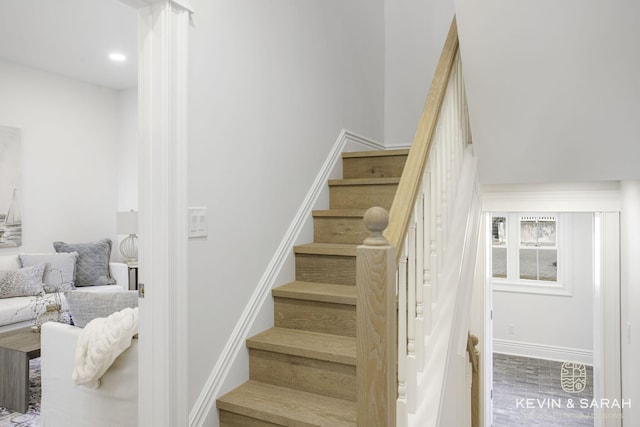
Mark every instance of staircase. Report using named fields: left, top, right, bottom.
left=216, top=149, right=409, bottom=426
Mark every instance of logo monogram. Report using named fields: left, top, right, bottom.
left=561, top=361, right=587, bottom=394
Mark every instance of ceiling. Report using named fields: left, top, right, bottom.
left=456, top=0, right=640, bottom=184
left=0, top=0, right=137, bottom=90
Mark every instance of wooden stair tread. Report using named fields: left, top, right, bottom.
left=218, top=381, right=356, bottom=427
left=328, top=177, right=400, bottom=186
left=342, top=149, right=409, bottom=158
left=273, top=281, right=356, bottom=305
left=312, top=209, right=366, bottom=218
left=247, top=327, right=356, bottom=365
left=294, top=243, right=358, bottom=257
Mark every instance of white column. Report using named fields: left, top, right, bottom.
left=620, top=181, right=640, bottom=427
left=131, top=1, right=192, bottom=426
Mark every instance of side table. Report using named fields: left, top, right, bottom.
left=127, top=263, right=139, bottom=290
left=0, top=327, right=40, bottom=413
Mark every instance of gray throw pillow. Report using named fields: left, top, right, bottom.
left=0, top=264, right=46, bottom=298
left=19, top=252, right=79, bottom=293
left=65, top=291, right=138, bottom=327
left=53, top=239, right=116, bottom=287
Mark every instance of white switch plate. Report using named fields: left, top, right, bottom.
left=188, top=207, right=208, bottom=238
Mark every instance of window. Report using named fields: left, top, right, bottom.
left=518, top=215, right=557, bottom=281
left=491, top=213, right=571, bottom=296
left=491, top=216, right=507, bottom=279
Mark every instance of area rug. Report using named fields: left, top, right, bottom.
left=0, top=358, right=40, bottom=427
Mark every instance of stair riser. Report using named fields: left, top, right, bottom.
left=220, top=411, right=280, bottom=427
left=249, top=349, right=356, bottom=402
left=295, top=254, right=355, bottom=286
left=342, top=155, right=408, bottom=179
left=313, top=216, right=368, bottom=245
left=274, top=297, right=356, bottom=337
left=329, top=184, right=397, bottom=210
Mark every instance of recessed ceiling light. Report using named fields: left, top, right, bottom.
left=109, top=53, right=127, bottom=62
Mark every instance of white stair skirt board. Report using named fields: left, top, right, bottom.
left=188, top=129, right=384, bottom=427
left=493, top=339, right=593, bottom=365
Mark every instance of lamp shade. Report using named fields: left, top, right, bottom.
left=117, top=211, right=138, bottom=235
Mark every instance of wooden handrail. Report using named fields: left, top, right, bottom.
left=467, top=333, right=480, bottom=427
left=384, top=17, right=459, bottom=262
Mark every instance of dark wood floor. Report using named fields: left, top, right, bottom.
left=493, top=353, right=594, bottom=427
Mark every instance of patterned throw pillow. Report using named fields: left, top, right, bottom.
left=53, top=239, right=116, bottom=287
left=19, top=252, right=79, bottom=293
left=65, top=291, right=138, bottom=327
left=0, top=264, right=46, bottom=299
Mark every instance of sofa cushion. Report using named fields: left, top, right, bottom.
left=0, top=264, right=46, bottom=299
left=19, top=252, right=79, bottom=293
left=0, top=255, right=20, bottom=270
left=65, top=291, right=138, bottom=328
left=53, top=239, right=116, bottom=287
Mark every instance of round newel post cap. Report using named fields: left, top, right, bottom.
left=363, top=207, right=389, bottom=246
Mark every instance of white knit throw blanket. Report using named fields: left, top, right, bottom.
left=72, top=307, right=138, bottom=389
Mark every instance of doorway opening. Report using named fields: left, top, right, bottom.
left=483, top=210, right=621, bottom=427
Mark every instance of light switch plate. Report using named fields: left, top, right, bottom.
left=188, top=207, right=208, bottom=238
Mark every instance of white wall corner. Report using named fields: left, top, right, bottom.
left=188, top=129, right=383, bottom=427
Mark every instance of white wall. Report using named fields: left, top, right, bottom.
left=456, top=0, right=640, bottom=185
left=0, top=59, right=124, bottom=255
left=117, top=87, right=138, bottom=212
left=186, top=1, right=384, bottom=424
left=384, top=0, right=454, bottom=146
left=115, top=87, right=138, bottom=263
left=492, top=213, right=594, bottom=360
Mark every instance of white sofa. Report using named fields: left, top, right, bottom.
left=40, top=321, right=138, bottom=427
left=0, top=260, right=129, bottom=332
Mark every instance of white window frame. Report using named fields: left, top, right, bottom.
left=491, top=212, right=573, bottom=296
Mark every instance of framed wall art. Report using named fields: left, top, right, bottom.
left=0, top=126, right=22, bottom=248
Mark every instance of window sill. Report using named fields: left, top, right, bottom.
left=492, top=280, right=573, bottom=297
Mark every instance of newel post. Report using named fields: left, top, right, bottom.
left=357, top=207, right=397, bottom=426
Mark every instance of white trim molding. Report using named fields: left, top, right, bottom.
left=384, top=142, right=413, bottom=150
left=131, top=0, right=191, bottom=426
left=188, top=130, right=383, bottom=427
left=594, top=212, right=622, bottom=426
left=494, top=340, right=593, bottom=365
left=120, top=0, right=194, bottom=13
left=482, top=182, right=621, bottom=213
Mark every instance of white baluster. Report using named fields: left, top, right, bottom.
left=415, top=191, right=426, bottom=372
left=446, top=85, right=455, bottom=208
left=396, top=256, right=408, bottom=427
left=430, top=143, right=440, bottom=304
left=423, top=167, right=433, bottom=337
left=439, top=124, right=448, bottom=253
left=436, top=136, right=445, bottom=288
left=407, top=223, right=417, bottom=412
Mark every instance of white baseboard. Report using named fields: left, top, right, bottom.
left=493, top=338, right=593, bottom=365
left=188, top=129, right=383, bottom=427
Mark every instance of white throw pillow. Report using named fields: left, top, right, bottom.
left=20, top=252, right=79, bottom=293
left=0, top=255, right=20, bottom=270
